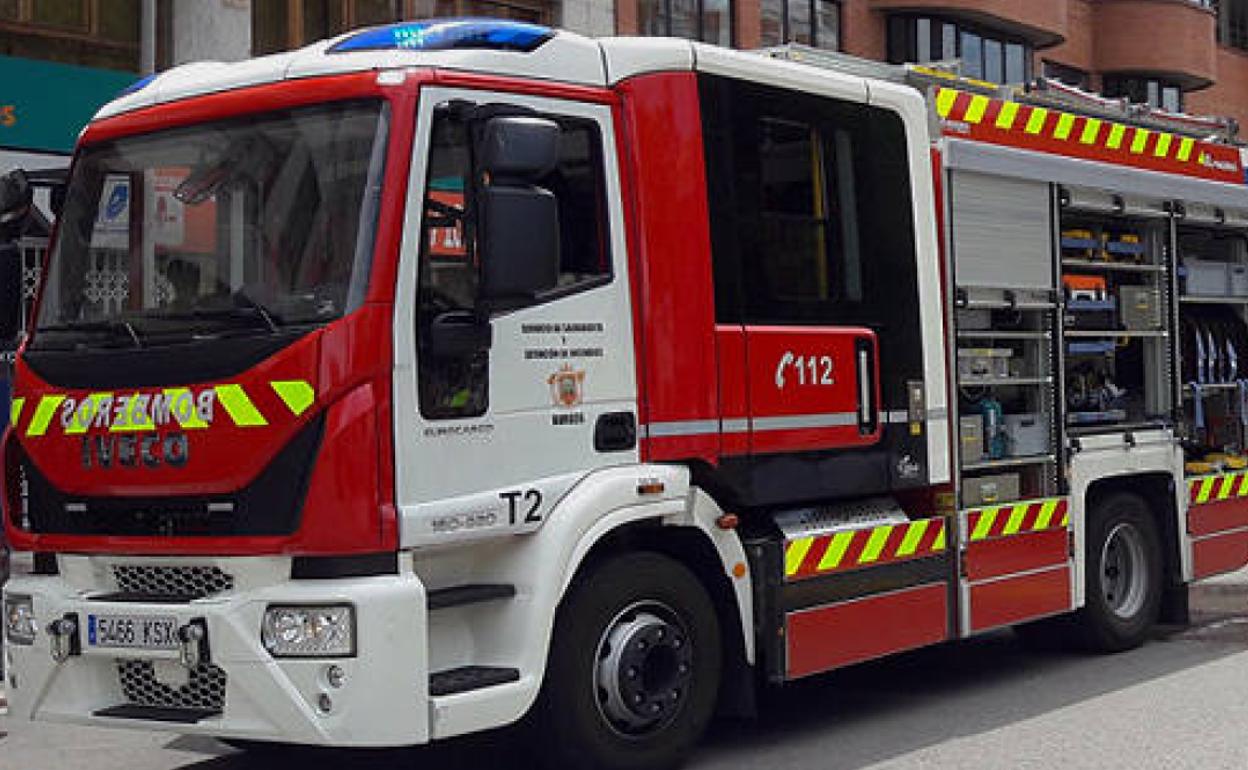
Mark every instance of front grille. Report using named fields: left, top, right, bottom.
left=117, top=659, right=226, bottom=713
left=112, top=565, right=235, bottom=600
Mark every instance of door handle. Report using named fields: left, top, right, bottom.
left=855, top=337, right=878, bottom=435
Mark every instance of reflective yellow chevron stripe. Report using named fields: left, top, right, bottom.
left=271, top=380, right=315, bottom=417
left=1106, top=123, right=1127, bottom=150
left=995, top=101, right=1019, bottom=130
left=817, top=530, right=855, bottom=571
left=1034, top=499, right=1059, bottom=530
left=965, top=95, right=990, bottom=124
left=1080, top=118, right=1102, bottom=145
left=935, top=89, right=958, bottom=118
left=64, top=393, right=111, bottom=435
left=1197, top=476, right=1218, bottom=504
left=1131, top=129, right=1151, bottom=154
left=1054, top=113, right=1076, bottom=140
left=1177, top=137, right=1195, bottom=162
left=1002, top=503, right=1029, bottom=535
left=785, top=537, right=813, bottom=576
left=1154, top=133, right=1173, bottom=159
left=897, top=518, right=930, bottom=557
left=859, top=526, right=892, bottom=564
left=26, top=395, right=64, bottom=437
left=214, top=384, right=267, bottom=427
left=163, top=388, right=209, bottom=429
left=9, top=397, right=24, bottom=428
left=1025, top=107, right=1049, bottom=135
left=972, top=509, right=998, bottom=541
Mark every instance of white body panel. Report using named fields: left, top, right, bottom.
left=4, top=556, right=429, bottom=746
left=391, top=87, right=639, bottom=547
left=1067, top=430, right=1189, bottom=599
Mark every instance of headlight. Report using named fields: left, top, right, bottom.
left=261, top=605, right=355, bottom=657
left=4, top=594, right=36, bottom=646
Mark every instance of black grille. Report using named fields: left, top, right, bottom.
left=112, top=565, right=235, bottom=600
left=12, top=415, right=323, bottom=537
left=117, top=659, right=226, bottom=713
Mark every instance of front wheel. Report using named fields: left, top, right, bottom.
left=529, top=552, right=722, bottom=770
left=1074, top=492, right=1163, bottom=652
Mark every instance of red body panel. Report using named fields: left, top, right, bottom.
left=716, top=325, right=749, bottom=457
left=1188, top=497, right=1248, bottom=537
left=1192, top=530, right=1248, bottom=580
left=743, top=326, right=879, bottom=455
left=965, top=529, right=1068, bottom=582
left=1187, top=497, right=1248, bottom=579
left=968, top=567, right=1071, bottom=632
left=615, top=73, right=719, bottom=465
left=785, top=583, right=948, bottom=679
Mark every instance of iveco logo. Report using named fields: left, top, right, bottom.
left=81, top=432, right=189, bottom=469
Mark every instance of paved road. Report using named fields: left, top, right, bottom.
left=3, top=580, right=1248, bottom=770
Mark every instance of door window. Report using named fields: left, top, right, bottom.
left=416, top=102, right=611, bottom=420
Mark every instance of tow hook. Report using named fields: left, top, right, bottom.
left=178, top=622, right=206, bottom=669
left=47, top=615, right=80, bottom=663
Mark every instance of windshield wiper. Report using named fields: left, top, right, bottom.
left=37, top=320, right=143, bottom=349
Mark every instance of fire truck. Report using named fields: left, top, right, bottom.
left=5, top=18, right=1248, bottom=769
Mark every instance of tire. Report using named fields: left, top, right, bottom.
left=1072, top=492, right=1163, bottom=652
left=529, top=551, right=722, bottom=770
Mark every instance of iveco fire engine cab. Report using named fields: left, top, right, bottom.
left=6, top=18, right=1248, bottom=770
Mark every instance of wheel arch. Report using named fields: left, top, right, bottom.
left=558, top=504, right=757, bottom=718
left=1084, top=472, right=1183, bottom=592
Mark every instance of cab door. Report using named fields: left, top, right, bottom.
left=392, top=86, right=637, bottom=547
left=698, top=75, right=936, bottom=506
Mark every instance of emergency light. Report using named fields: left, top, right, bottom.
left=328, top=18, right=554, bottom=54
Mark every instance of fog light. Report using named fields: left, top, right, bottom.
left=261, top=605, right=355, bottom=657
left=4, top=595, right=36, bottom=646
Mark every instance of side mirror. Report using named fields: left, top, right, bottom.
left=476, top=116, right=562, bottom=305
left=0, top=170, right=32, bottom=243
left=0, top=242, right=22, bottom=343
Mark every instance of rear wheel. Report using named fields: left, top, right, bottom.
left=1073, top=492, right=1163, bottom=652
left=529, top=552, right=721, bottom=770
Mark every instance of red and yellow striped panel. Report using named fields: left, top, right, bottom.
left=965, top=497, right=1069, bottom=542
left=784, top=517, right=948, bottom=582
left=934, top=88, right=1244, bottom=185
left=1189, top=472, right=1248, bottom=506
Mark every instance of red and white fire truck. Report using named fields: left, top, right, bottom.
left=6, top=18, right=1248, bottom=769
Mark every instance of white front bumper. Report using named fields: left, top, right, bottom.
left=3, top=555, right=430, bottom=747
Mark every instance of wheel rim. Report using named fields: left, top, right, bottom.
left=1100, top=521, right=1148, bottom=620
left=594, top=600, right=694, bottom=738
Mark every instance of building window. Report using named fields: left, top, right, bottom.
left=1103, top=75, right=1183, bottom=113
left=758, top=0, right=838, bottom=49
left=638, top=0, right=732, bottom=45
left=0, top=0, right=141, bottom=70
left=887, top=14, right=1029, bottom=84
left=1042, top=61, right=1090, bottom=90
left=1222, top=0, right=1248, bottom=51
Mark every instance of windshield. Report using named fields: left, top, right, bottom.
left=31, top=99, right=389, bottom=351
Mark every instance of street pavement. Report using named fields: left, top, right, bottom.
left=2, top=571, right=1248, bottom=770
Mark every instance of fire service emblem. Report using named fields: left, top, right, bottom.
left=548, top=366, right=585, bottom=407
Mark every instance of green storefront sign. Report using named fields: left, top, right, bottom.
left=0, top=55, right=137, bottom=154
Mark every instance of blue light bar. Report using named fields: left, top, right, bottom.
left=118, top=73, right=157, bottom=97
left=328, top=18, right=554, bottom=54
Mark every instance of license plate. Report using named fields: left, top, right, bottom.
left=87, top=614, right=179, bottom=650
